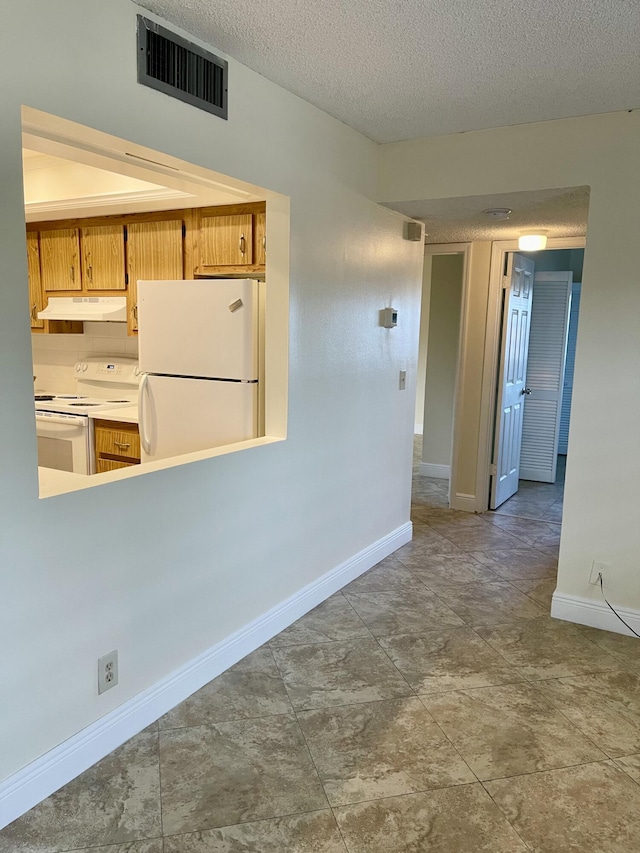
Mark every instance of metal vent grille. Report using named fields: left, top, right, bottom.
left=137, top=16, right=227, bottom=120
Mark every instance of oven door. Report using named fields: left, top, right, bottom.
left=35, top=412, right=93, bottom=474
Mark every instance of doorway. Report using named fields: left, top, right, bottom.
left=414, top=245, right=467, bottom=502
left=489, top=245, right=584, bottom=516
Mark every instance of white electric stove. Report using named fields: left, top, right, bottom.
left=35, top=358, right=141, bottom=474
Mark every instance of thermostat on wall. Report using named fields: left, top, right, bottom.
left=381, top=307, right=398, bottom=328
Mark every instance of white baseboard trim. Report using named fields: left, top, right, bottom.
left=449, top=492, right=478, bottom=512
left=418, top=463, right=450, bottom=479
left=0, top=521, right=412, bottom=830
left=551, top=591, right=640, bottom=637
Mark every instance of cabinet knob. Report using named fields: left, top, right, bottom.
left=239, top=234, right=245, bottom=256
left=114, top=442, right=130, bottom=450
left=31, top=303, right=37, bottom=321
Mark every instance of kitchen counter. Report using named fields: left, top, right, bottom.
left=38, top=466, right=87, bottom=498
left=89, top=406, right=138, bottom=424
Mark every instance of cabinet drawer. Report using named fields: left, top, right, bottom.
left=97, top=458, right=136, bottom=473
left=95, top=422, right=140, bottom=461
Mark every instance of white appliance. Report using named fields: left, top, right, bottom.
left=35, top=358, right=140, bottom=474
left=137, top=279, right=259, bottom=463
left=38, top=296, right=127, bottom=322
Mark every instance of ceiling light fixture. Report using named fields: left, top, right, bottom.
left=518, top=233, right=547, bottom=251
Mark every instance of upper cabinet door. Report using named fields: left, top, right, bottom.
left=126, top=219, right=184, bottom=334
left=40, top=228, right=82, bottom=291
left=254, top=212, right=266, bottom=267
left=199, top=214, right=253, bottom=267
left=81, top=224, right=126, bottom=290
left=26, top=232, right=45, bottom=329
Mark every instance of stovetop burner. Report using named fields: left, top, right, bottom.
left=34, top=358, right=140, bottom=415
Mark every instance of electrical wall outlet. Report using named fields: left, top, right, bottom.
left=98, top=650, right=118, bottom=694
left=589, top=561, right=610, bottom=587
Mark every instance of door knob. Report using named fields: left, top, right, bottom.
left=521, top=387, right=532, bottom=395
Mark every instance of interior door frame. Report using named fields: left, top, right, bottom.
left=422, top=242, right=471, bottom=509
left=476, top=236, right=586, bottom=512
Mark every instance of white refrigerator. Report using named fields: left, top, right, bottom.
left=137, top=279, right=259, bottom=463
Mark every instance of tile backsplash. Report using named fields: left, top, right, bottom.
left=32, top=322, right=138, bottom=393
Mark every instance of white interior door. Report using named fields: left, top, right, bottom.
left=490, top=253, right=535, bottom=509
left=520, top=271, right=572, bottom=482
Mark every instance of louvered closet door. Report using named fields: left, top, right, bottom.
left=519, top=271, right=572, bottom=482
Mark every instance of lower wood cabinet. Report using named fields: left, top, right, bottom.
left=94, top=419, right=140, bottom=470
left=96, top=458, right=133, bottom=473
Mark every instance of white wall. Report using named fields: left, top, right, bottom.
left=0, top=0, right=423, bottom=789
left=413, top=255, right=432, bottom=433
left=379, top=110, right=640, bottom=618
left=421, top=255, right=463, bottom=472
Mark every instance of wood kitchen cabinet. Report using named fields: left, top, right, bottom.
left=81, top=224, right=126, bottom=290
left=254, top=211, right=266, bottom=266
left=199, top=213, right=253, bottom=267
left=39, top=224, right=126, bottom=292
left=192, top=202, right=266, bottom=276
left=27, top=200, right=265, bottom=337
left=40, top=228, right=82, bottom=291
left=27, top=232, right=83, bottom=334
left=125, top=219, right=184, bottom=335
left=94, top=419, right=140, bottom=470
left=26, top=232, right=45, bottom=330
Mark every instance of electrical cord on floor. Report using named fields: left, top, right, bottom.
left=597, top=572, right=640, bottom=639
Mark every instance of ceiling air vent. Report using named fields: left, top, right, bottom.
left=137, top=16, right=228, bottom=120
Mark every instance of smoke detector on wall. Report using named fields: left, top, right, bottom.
left=483, top=208, right=512, bottom=220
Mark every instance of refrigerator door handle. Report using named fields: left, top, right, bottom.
left=138, top=372, right=152, bottom=456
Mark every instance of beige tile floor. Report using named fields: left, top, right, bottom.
left=3, top=445, right=640, bottom=852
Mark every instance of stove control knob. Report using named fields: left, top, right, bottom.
left=134, top=366, right=141, bottom=376
left=82, top=362, right=88, bottom=372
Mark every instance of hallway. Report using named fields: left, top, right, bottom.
left=493, top=454, right=565, bottom=524
left=2, top=456, right=640, bottom=852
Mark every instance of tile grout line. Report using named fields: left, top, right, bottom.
left=523, top=674, right=638, bottom=760
left=266, top=643, right=297, bottom=716
left=161, top=807, right=347, bottom=847
left=156, top=722, right=166, bottom=844
left=370, top=633, right=486, bottom=785
left=336, top=589, right=379, bottom=638
left=479, top=778, right=535, bottom=852
left=613, top=757, right=640, bottom=790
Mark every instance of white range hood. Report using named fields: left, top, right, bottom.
left=38, top=297, right=127, bottom=322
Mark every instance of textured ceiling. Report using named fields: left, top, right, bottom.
left=385, top=187, right=590, bottom=243
left=137, top=0, right=640, bottom=143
